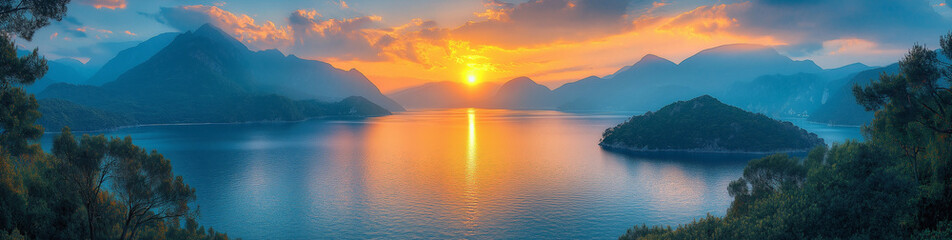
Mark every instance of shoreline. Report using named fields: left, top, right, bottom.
left=598, top=142, right=817, bottom=155
left=42, top=113, right=391, bottom=134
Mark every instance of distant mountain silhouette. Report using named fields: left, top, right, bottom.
left=77, top=25, right=401, bottom=111
left=388, top=81, right=500, bottom=109
left=822, top=62, right=873, bottom=81
left=246, top=49, right=403, bottom=111
left=16, top=49, right=91, bottom=93
left=38, top=24, right=393, bottom=129
left=365, top=44, right=874, bottom=115
left=719, top=73, right=828, bottom=117
left=491, top=77, right=556, bottom=109
left=604, top=54, right=678, bottom=82
left=809, top=64, right=900, bottom=125
left=677, top=44, right=823, bottom=89
left=551, top=44, right=863, bottom=113
left=552, top=53, right=685, bottom=111
left=85, top=32, right=179, bottom=86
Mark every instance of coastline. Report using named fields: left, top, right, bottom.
left=42, top=113, right=391, bottom=134
left=598, top=142, right=817, bottom=155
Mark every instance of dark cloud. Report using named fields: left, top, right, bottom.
left=451, top=0, right=650, bottom=48
left=138, top=11, right=164, bottom=24
left=287, top=10, right=385, bottom=61
left=158, top=6, right=219, bottom=32
left=156, top=5, right=437, bottom=62
left=158, top=5, right=292, bottom=49
left=775, top=42, right=823, bottom=58
left=669, top=0, right=952, bottom=54
left=63, top=17, right=83, bottom=25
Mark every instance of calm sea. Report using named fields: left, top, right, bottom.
left=40, top=109, right=863, bottom=239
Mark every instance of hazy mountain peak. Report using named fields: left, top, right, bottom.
left=677, top=43, right=822, bottom=88
left=837, top=62, right=869, bottom=69
left=637, top=54, right=670, bottom=64
left=505, top=76, right=536, bottom=85
left=54, top=58, right=84, bottom=66
left=189, top=23, right=248, bottom=52
left=682, top=43, right=787, bottom=63
left=194, top=23, right=227, bottom=36
left=494, top=76, right=554, bottom=109
left=828, top=62, right=872, bottom=73
left=580, top=75, right=602, bottom=81
left=259, top=48, right=285, bottom=57
left=86, top=32, right=179, bottom=86
left=633, top=54, right=676, bottom=68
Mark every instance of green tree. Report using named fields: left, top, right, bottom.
left=0, top=36, right=44, bottom=157
left=0, top=1, right=233, bottom=239
left=726, top=154, right=806, bottom=217
left=0, top=0, right=71, bottom=41
left=109, top=136, right=197, bottom=240
left=854, top=32, right=952, bottom=229
left=53, top=127, right=115, bottom=240
left=0, top=0, right=70, bottom=157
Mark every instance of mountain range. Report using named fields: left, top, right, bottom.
left=23, top=23, right=905, bottom=129
left=85, top=32, right=179, bottom=86
left=35, top=24, right=401, bottom=131
left=390, top=43, right=889, bottom=125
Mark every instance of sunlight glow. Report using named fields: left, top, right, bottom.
left=467, top=74, right=478, bottom=85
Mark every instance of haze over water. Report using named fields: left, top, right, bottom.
left=41, top=109, right=862, bottom=239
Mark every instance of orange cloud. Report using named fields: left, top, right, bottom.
left=330, top=16, right=784, bottom=92
left=474, top=0, right=513, bottom=21
left=286, top=9, right=386, bottom=60
left=124, top=30, right=136, bottom=36
left=161, top=5, right=293, bottom=49
left=159, top=3, right=785, bottom=92
left=661, top=3, right=748, bottom=36
left=160, top=5, right=449, bottom=64
left=50, top=32, right=58, bottom=40
left=149, top=2, right=803, bottom=92
left=76, top=27, right=112, bottom=34
left=77, top=0, right=126, bottom=9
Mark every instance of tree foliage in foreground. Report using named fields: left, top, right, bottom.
left=620, top=32, right=952, bottom=240
left=0, top=1, right=234, bottom=239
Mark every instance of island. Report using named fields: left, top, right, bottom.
left=599, top=95, right=825, bottom=154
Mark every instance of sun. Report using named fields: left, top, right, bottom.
left=466, top=74, right=478, bottom=85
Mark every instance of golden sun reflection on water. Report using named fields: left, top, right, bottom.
left=464, top=108, right=479, bottom=233
left=467, top=108, right=477, bottom=179
left=332, top=108, right=749, bottom=237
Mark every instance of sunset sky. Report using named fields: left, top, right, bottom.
left=19, top=0, right=952, bottom=92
